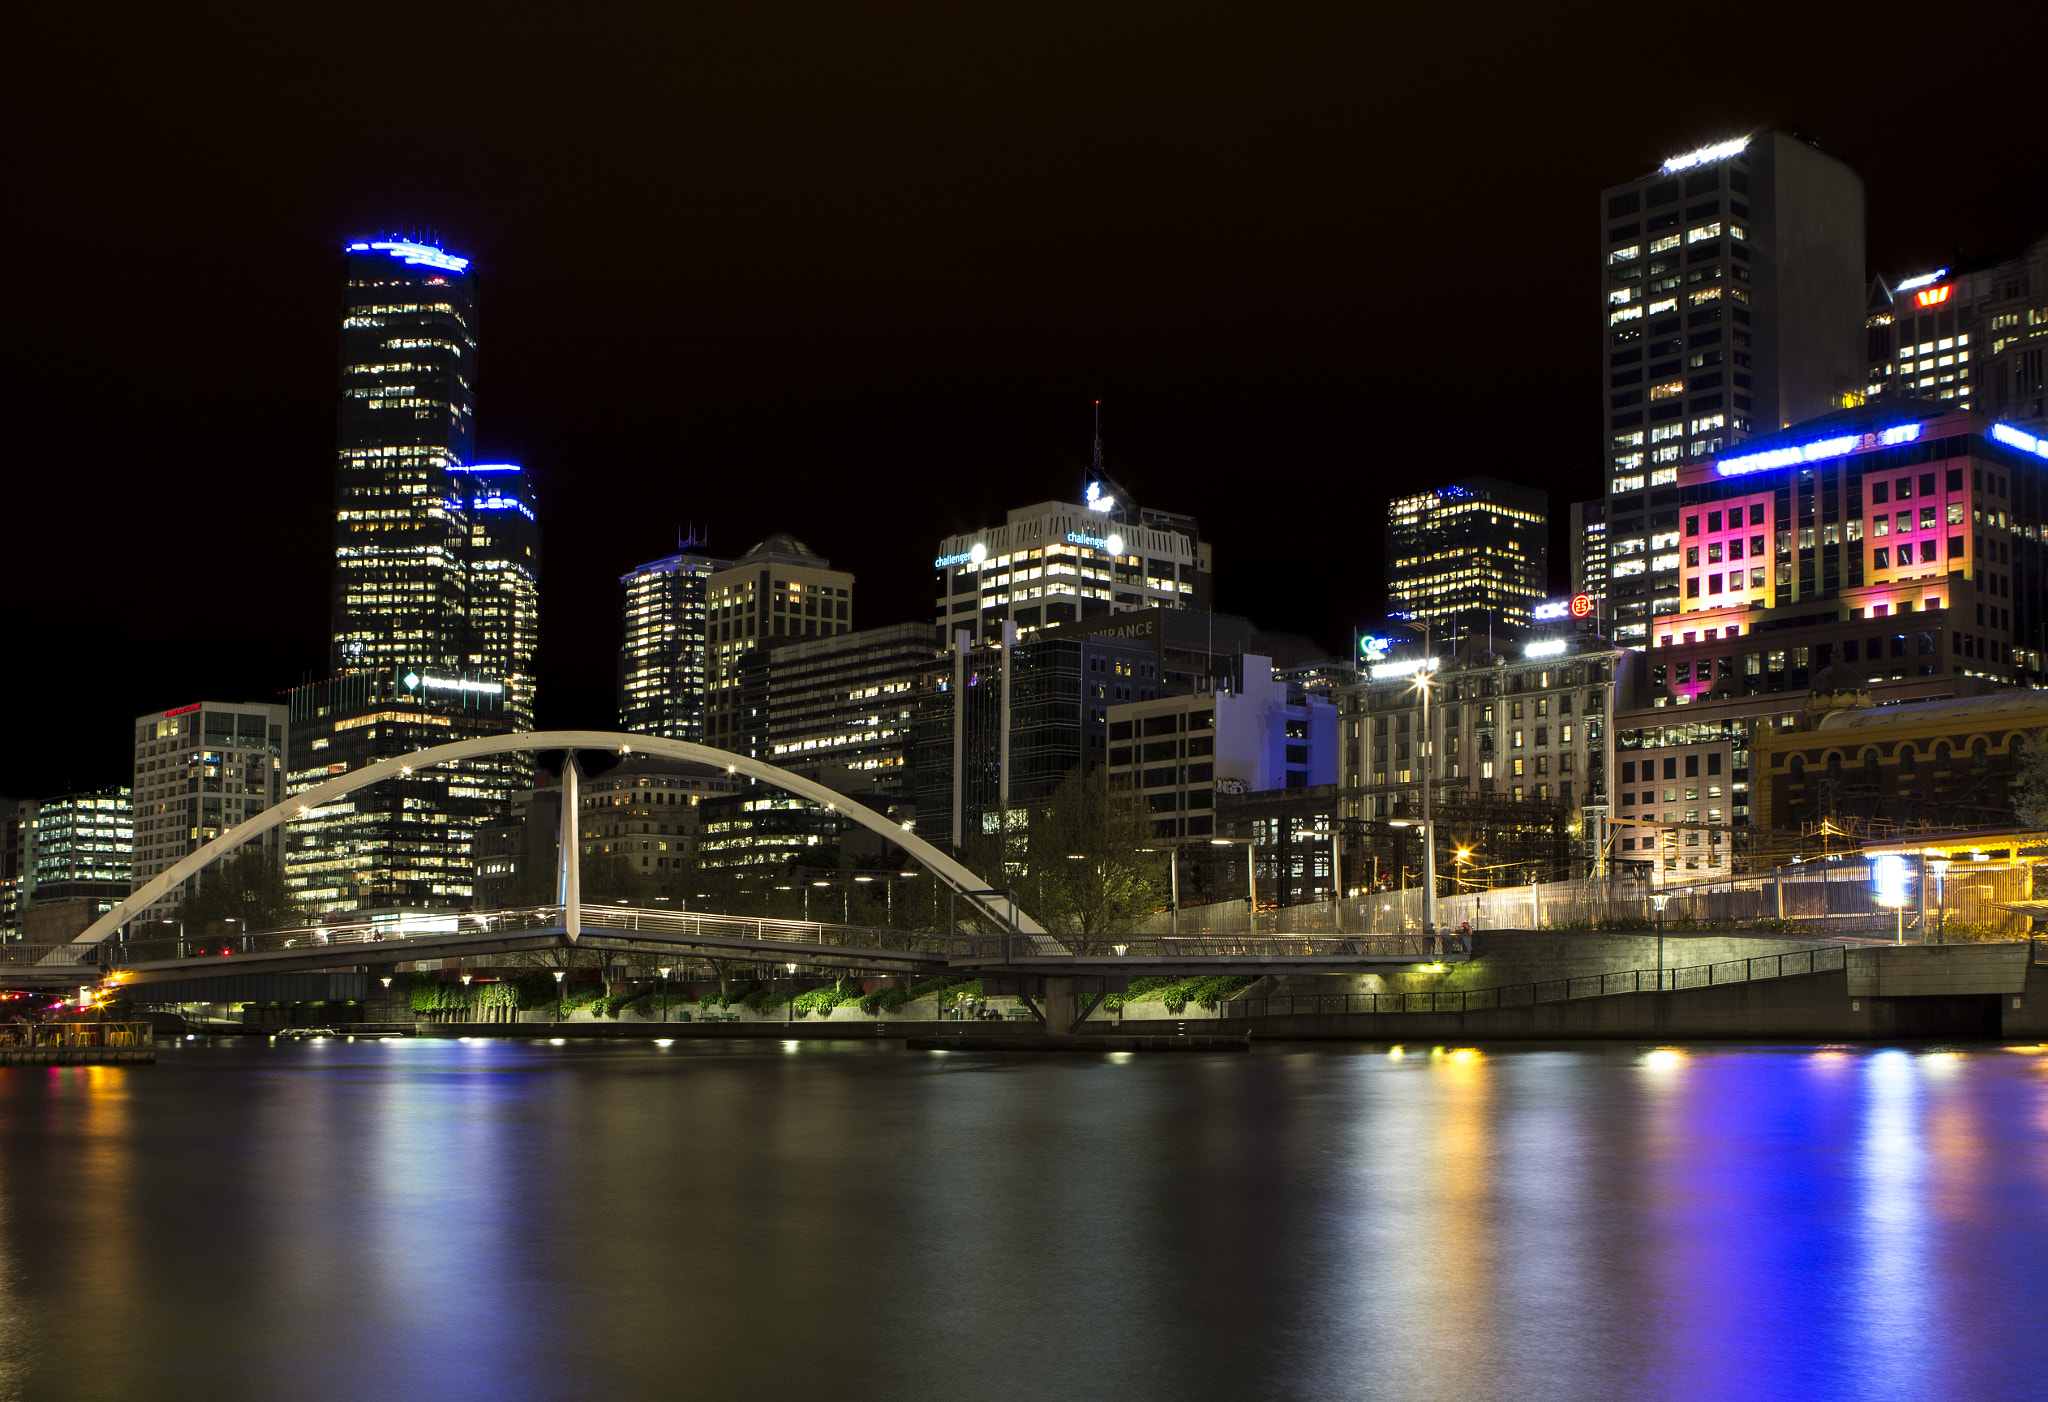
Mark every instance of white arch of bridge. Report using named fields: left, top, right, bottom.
left=69, top=729, right=1041, bottom=954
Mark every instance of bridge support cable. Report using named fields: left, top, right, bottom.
left=57, top=729, right=1048, bottom=963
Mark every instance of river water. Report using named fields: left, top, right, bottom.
left=1, top=1038, right=2043, bottom=1402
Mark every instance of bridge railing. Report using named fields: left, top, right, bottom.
left=943, top=932, right=1468, bottom=962
left=1, top=1022, right=156, bottom=1048
left=67, top=906, right=1471, bottom=972
left=1227, top=945, right=1850, bottom=1018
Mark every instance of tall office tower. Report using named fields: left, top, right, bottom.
left=284, top=668, right=519, bottom=914
left=1385, top=478, right=1548, bottom=637
left=1570, top=498, right=1608, bottom=603
left=456, top=463, right=541, bottom=731
left=1863, top=236, right=2048, bottom=430
left=703, top=534, right=854, bottom=756
left=1598, top=131, right=1866, bottom=645
left=0, top=800, right=24, bottom=939
left=25, top=789, right=133, bottom=910
left=131, top=701, right=288, bottom=921
left=760, top=622, right=946, bottom=807
left=934, top=483, right=1212, bottom=648
left=331, top=238, right=479, bottom=677
left=618, top=537, right=732, bottom=739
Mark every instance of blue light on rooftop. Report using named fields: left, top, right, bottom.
left=1991, top=424, right=2048, bottom=460
left=1715, top=423, right=1921, bottom=477
left=349, top=239, right=470, bottom=273
left=459, top=463, right=525, bottom=474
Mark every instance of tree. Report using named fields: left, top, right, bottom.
left=1023, top=766, right=1168, bottom=949
left=176, top=846, right=304, bottom=934
left=2012, top=730, right=2048, bottom=828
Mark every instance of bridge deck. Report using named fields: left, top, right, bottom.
left=11, top=904, right=1468, bottom=990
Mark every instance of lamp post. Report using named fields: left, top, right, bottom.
left=659, top=965, right=672, bottom=1022
left=1650, top=893, right=1668, bottom=987
left=786, top=962, right=798, bottom=1023
left=551, top=969, right=566, bottom=1023
left=1387, top=617, right=1440, bottom=937
left=1929, top=857, right=1950, bottom=943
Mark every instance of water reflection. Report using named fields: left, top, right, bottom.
left=0, top=1040, right=2042, bottom=1402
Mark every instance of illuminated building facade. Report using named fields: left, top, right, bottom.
left=283, top=668, right=520, bottom=914
left=760, top=622, right=945, bottom=805
left=130, top=701, right=287, bottom=921
left=1599, top=401, right=2048, bottom=872
left=1385, top=478, right=1547, bottom=635
left=1338, top=639, right=1627, bottom=882
left=1598, top=131, right=1867, bottom=645
left=1864, top=236, right=2048, bottom=429
left=331, top=239, right=478, bottom=678
left=458, top=464, right=540, bottom=734
left=1106, top=657, right=1338, bottom=842
left=704, top=534, right=853, bottom=753
left=618, top=543, right=731, bottom=740
left=933, top=481, right=1212, bottom=648
left=21, top=789, right=133, bottom=912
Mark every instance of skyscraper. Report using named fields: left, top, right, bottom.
left=1594, top=130, right=1866, bottom=645
left=1385, top=478, right=1548, bottom=636
left=703, top=534, right=854, bottom=757
left=457, top=463, right=541, bottom=731
left=618, top=538, right=732, bottom=740
left=287, top=238, right=535, bottom=915
left=331, top=239, right=478, bottom=677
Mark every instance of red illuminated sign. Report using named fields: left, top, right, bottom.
left=165, top=703, right=200, bottom=716
left=1569, top=593, right=1595, bottom=619
left=1914, top=285, right=1952, bottom=307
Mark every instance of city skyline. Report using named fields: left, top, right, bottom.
left=6, top=13, right=2045, bottom=801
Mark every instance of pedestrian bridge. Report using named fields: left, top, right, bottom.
left=66, top=903, right=1466, bottom=995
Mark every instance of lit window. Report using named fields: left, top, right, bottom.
left=1687, top=223, right=1722, bottom=243
left=1609, top=245, right=1641, bottom=264
left=1650, top=234, right=1680, bottom=254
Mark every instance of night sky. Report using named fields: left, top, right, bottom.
left=7, top=9, right=2044, bottom=799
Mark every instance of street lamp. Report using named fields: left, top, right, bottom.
left=1650, top=893, right=1669, bottom=987
left=659, top=965, right=673, bottom=1022
left=551, top=968, right=566, bottom=1023
left=785, top=962, right=798, bottom=1023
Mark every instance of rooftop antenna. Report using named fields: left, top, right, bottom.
left=679, top=523, right=707, bottom=551
left=1092, top=399, right=1104, bottom=480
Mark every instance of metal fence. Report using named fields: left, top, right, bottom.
left=1, top=1021, right=155, bottom=1048
left=1229, top=945, right=1851, bottom=1018
left=1127, top=860, right=2036, bottom=940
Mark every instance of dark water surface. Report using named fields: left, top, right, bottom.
left=2, top=1038, right=2044, bottom=1402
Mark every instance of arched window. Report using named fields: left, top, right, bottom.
left=1863, top=749, right=1882, bottom=783
left=1790, top=755, right=1806, bottom=781
left=1972, top=739, right=1989, bottom=770
left=1935, top=742, right=1953, bottom=773
left=1898, top=745, right=1917, bottom=780
left=1827, top=752, right=1843, bottom=781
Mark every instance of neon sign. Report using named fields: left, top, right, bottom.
left=347, top=239, right=470, bottom=273
left=934, top=552, right=972, bottom=569
left=1913, top=285, right=1951, bottom=307
left=1358, top=635, right=1394, bottom=660
left=1085, top=481, right=1117, bottom=513
left=1660, top=137, right=1748, bottom=174
left=1066, top=531, right=1125, bottom=555
left=1571, top=593, right=1595, bottom=619
left=1524, top=640, right=1568, bottom=659
left=1991, top=424, right=2048, bottom=460
left=1532, top=599, right=1572, bottom=620
left=1716, top=422, right=1922, bottom=477
left=1894, top=269, right=1948, bottom=292
left=1370, top=657, right=1438, bottom=682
